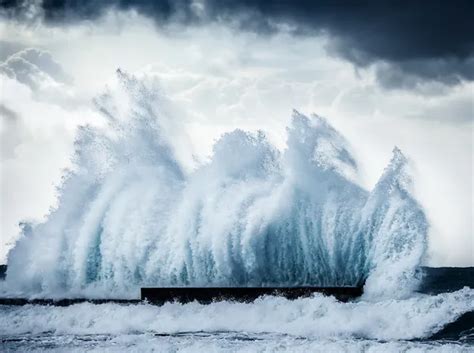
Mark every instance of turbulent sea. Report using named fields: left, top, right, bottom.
left=1, top=71, right=472, bottom=352
left=1, top=268, right=473, bottom=352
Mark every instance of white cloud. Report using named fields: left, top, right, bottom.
left=0, top=48, right=71, bottom=88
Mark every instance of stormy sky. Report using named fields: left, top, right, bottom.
left=0, top=0, right=473, bottom=264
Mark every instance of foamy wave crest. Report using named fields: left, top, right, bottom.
left=5, top=70, right=427, bottom=298
left=1, top=289, right=472, bottom=341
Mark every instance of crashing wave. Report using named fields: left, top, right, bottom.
left=5, top=70, right=427, bottom=299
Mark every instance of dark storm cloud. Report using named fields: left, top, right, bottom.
left=374, top=57, right=474, bottom=90
left=2, top=0, right=473, bottom=88
left=0, top=0, right=198, bottom=22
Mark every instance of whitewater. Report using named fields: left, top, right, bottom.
left=1, top=71, right=472, bottom=352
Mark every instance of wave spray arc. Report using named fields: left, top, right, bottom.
left=6, top=71, right=427, bottom=299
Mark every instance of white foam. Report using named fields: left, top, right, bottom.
left=1, top=288, right=472, bottom=341
left=1, top=334, right=469, bottom=353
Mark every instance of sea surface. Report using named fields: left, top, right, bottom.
left=1, top=267, right=473, bottom=353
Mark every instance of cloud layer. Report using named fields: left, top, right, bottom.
left=2, top=0, right=474, bottom=88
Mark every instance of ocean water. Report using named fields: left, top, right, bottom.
left=1, top=269, right=473, bottom=352
left=1, top=71, right=472, bottom=352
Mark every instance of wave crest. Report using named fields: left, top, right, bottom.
left=6, top=71, right=427, bottom=299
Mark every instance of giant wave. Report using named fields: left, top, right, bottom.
left=5, top=70, right=427, bottom=299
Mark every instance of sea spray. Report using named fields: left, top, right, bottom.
left=5, top=70, right=427, bottom=298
